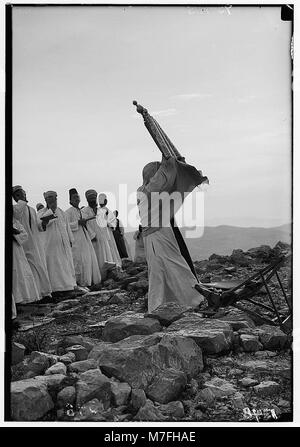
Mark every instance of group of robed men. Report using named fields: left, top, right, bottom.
left=12, top=186, right=133, bottom=320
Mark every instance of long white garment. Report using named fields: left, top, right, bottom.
left=13, top=200, right=52, bottom=297
left=65, top=206, right=101, bottom=287
left=96, top=207, right=122, bottom=268
left=144, top=226, right=203, bottom=313
left=13, top=218, right=40, bottom=304
left=81, top=206, right=119, bottom=276
left=38, top=207, right=76, bottom=292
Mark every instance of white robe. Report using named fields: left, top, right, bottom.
left=38, top=207, right=76, bottom=292
left=65, top=206, right=101, bottom=287
left=96, top=207, right=122, bottom=268
left=13, top=200, right=52, bottom=297
left=13, top=218, right=40, bottom=304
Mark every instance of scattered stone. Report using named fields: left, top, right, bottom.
left=109, top=293, right=129, bottom=305
left=253, top=381, right=280, bottom=397
left=197, top=387, right=215, bottom=405
left=57, top=386, right=76, bottom=409
left=257, top=325, right=288, bottom=351
left=167, top=314, right=233, bottom=354
left=203, top=378, right=236, bottom=398
left=59, top=352, right=76, bottom=365
left=218, top=308, right=256, bottom=331
left=131, top=389, right=147, bottom=410
left=145, top=302, right=191, bottom=327
left=247, top=245, right=273, bottom=261
left=230, top=249, right=253, bottom=266
left=157, top=401, right=185, bottom=419
left=146, top=369, right=187, bottom=404
left=76, top=369, right=111, bottom=408
left=58, top=335, right=95, bottom=352
left=66, top=345, right=88, bottom=361
left=240, top=334, right=262, bottom=352
left=102, top=313, right=161, bottom=343
left=110, top=381, right=131, bottom=406
left=68, top=359, right=98, bottom=373
left=239, top=377, right=259, bottom=387
left=11, top=377, right=54, bottom=421
left=277, top=399, right=290, bottom=409
left=134, top=399, right=165, bottom=421
left=127, top=279, right=149, bottom=293
left=45, top=362, right=67, bottom=376
left=254, top=350, right=278, bottom=358
left=231, top=392, right=245, bottom=409
left=11, top=342, right=25, bottom=366
left=240, top=358, right=291, bottom=379
left=26, top=351, right=55, bottom=375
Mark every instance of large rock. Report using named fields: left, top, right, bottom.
left=94, top=334, right=162, bottom=389
left=134, top=399, right=166, bottom=421
left=68, top=359, right=98, bottom=373
left=239, top=358, right=291, bottom=379
left=131, top=389, right=147, bottom=410
left=145, top=302, right=191, bottom=327
left=110, top=381, right=131, bottom=406
left=66, top=345, right=88, bottom=361
left=257, top=325, right=288, bottom=351
left=203, top=378, right=236, bottom=398
left=240, top=334, right=262, bottom=352
left=94, top=333, right=203, bottom=390
left=11, top=377, right=54, bottom=421
left=127, top=279, right=149, bottom=293
left=57, top=386, right=76, bottom=409
left=26, top=351, right=57, bottom=375
left=45, top=362, right=67, bottom=376
left=167, top=314, right=233, bottom=354
left=102, top=312, right=161, bottom=343
left=230, top=249, right=253, bottom=266
left=247, top=245, right=273, bottom=261
left=151, top=334, right=204, bottom=377
left=146, top=369, right=187, bottom=404
left=253, top=381, right=280, bottom=397
left=58, top=335, right=94, bottom=353
left=76, top=369, right=111, bottom=408
left=157, top=401, right=185, bottom=419
left=217, top=308, right=256, bottom=331
left=11, top=342, right=25, bottom=365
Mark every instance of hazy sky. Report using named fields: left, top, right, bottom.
left=12, top=5, right=292, bottom=229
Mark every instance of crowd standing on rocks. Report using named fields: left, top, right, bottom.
left=11, top=241, right=292, bottom=422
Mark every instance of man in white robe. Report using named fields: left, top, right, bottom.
left=97, top=194, right=122, bottom=268
left=12, top=185, right=52, bottom=300
left=38, top=191, right=76, bottom=293
left=13, top=217, right=40, bottom=306
left=65, top=188, right=101, bottom=287
left=81, top=190, right=115, bottom=280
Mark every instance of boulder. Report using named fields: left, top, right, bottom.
left=131, top=389, right=147, bottom=410
left=196, top=387, right=216, bottom=405
left=66, top=345, right=88, bottom=361
left=58, top=335, right=94, bottom=352
left=203, top=378, right=236, bottom=398
left=76, top=369, right=111, bottom=408
left=240, top=334, right=262, bottom=352
left=45, top=362, right=67, bottom=376
left=239, top=359, right=291, bottom=379
left=110, top=381, right=131, bottom=406
left=247, top=245, right=273, bottom=261
left=230, top=249, right=253, bottom=266
left=157, top=401, right=185, bottom=419
left=145, top=302, right=191, bottom=327
left=231, top=392, right=245, bottom=409
left=109, top=293, right=129, bottom=305
left=68, top=359, right=98, bottom=373
left=134, top=399, right=166, bottom=421
left=257, top=325, right=288, bottom=351
left=167, top=314, right=233, bottom=354
left=102, top=312, right=161, bottom=343
left=11, top=377, right=54, bottom=421
left=57, top=386, right=76, bottom=409
left=59, top=352, right=76, bottom=365
left=239, top=377, right=259, bottom=387
left=217, top=308, right=256, bottom=331
left=127, top=279, right=149, bottom=293
left=94, top=334, right=162, bottom=389
left=146, top=369, right=187, bottom=404
left=253, top=381, right=280, bottom=397
left=152, top=334, right=204, bottom=377
left=11, top=342, right=25, bottom=365
left=27, top=351, right=58, bottom=375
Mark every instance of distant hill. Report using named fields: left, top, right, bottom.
left=125, top=224, right=291, bottom=261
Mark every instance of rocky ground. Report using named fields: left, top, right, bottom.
left=10, top=241, right=292, bottom=422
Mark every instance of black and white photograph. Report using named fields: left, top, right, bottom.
left=2, top=1, right=296, bottom=428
